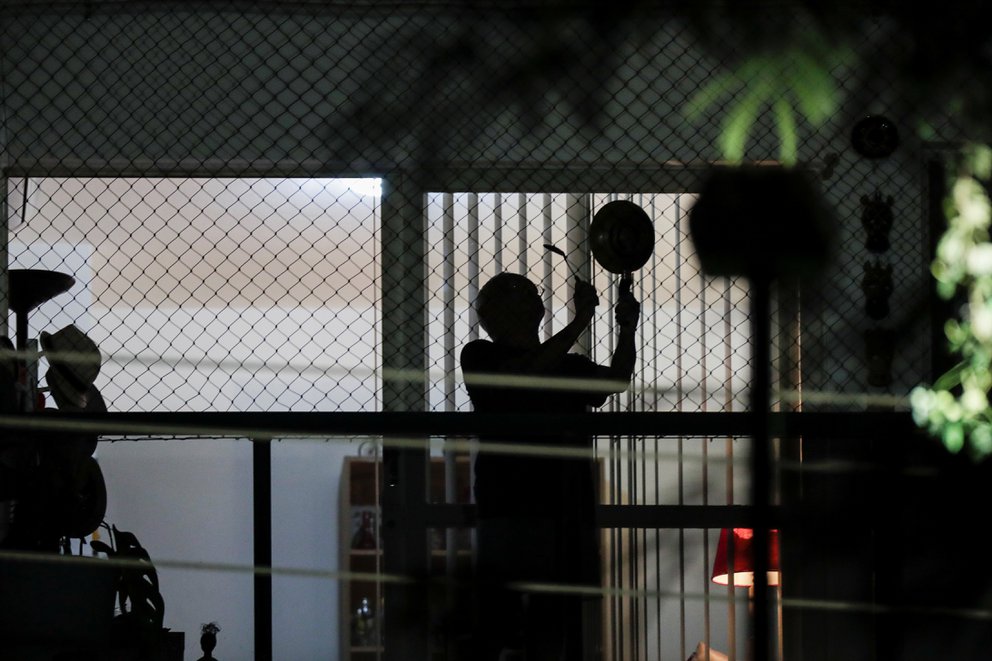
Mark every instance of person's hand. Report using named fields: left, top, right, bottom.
left=615, top=283, right=640, bottom=330
left=573, top=277, right=599, bottom=323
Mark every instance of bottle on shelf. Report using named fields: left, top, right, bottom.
left=351, top=510, right=378, bottom=550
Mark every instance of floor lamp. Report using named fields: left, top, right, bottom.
left=710, top=528, right=783, bottom=661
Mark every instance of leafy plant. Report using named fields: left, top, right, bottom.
left=911, top=144, right=992, bottom=457
left=684, top=34, right=853, bottom=166
left=200, top=622, right=220, bottom=658
left=91, top=525, right=166, bottom=639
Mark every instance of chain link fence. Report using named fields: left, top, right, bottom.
left=0, top=2, right=962, bottom=660
left=0, top=5, right=940, bottom=416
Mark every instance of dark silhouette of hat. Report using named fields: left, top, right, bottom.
left=45, top=365, right=90, bottom=409
left=39, top=325, right=101, bottom=409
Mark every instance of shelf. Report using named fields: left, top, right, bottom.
left=349, top=548, right=470, bottom=557
left=430, top=549, right=471, bottom=557
left=341, top=455, right=472, bottom=661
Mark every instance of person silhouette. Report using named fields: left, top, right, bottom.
left=460, top=272, right=639, bottom=660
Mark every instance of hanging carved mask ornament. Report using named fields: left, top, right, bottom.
left=862, top=259, right=894, bottom=320
left=861, top=191, right=894, bottom=253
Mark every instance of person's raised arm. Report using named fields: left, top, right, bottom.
left=588, top=275, right=640, bottom=395
left=516, top=278, right=599, bottom=372
left=609, top=276, right=639, bottom=383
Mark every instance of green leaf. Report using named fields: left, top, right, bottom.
left=943, top=422, right=965, bottom=453
left=937, top=279, right=958, bottom=300
left=933, top=360, right=968, bottom=390
left=787, top=51, right=837, bottom=127
left=971, top=145, right=992, bottom=181
left=773, top=98, right=798, bottom=166
left=718, top=79, right=770, bottom=163
left=971, top=425, right=992, bottom=456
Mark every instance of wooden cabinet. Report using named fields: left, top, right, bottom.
left=339, top=455, right=472, bottom=661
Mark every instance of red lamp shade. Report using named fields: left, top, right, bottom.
left=711, top=528, right=781, bottom=587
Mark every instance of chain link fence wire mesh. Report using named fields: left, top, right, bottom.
left=0, top=4, right=938, bottom=416
left=7, top=176, right=382, bottom=412
left=0, top=2, right=968, bottom=660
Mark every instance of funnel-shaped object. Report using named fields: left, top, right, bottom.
left=7, top=269, right=75, bottom=350
left=8, top=269, right=75, bottom=316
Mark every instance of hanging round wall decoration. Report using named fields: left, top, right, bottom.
left=851, top=115, right=900, bottom=159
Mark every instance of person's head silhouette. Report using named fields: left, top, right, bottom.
left=475, top=273, right=545, bottom=345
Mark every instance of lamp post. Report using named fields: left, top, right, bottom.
left=688, top=164, right=835, bottom=661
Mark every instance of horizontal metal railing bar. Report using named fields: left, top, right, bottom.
left=422, top=502, right=881, bottom=531
left=0, top=411, right=922, bottom=440
left=422, top=503, right=775, bottom=529
left=597, top=504, right=774, bottom=530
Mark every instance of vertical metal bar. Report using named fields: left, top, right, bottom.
left=467, top=193, right=479, bottom=313
left=493, top=193, right=503, bottom=277
left=573, top=191, right=605, bottom=659
left=0, top=171, right=19, bottom=555
left=607, top=194, right=617, bottom=377
left=650, top=194, right=659, bottom=419
left=517, top=193, right=528, bottom=275
left=381, top=176, right=428, bottom=406
left=698, top=217, right=710, bottom=661
left=651, top=196, right=661, bottom=660
left=674, top=194, right=684, bottom=407
left=448, top=193, right=477, bottom=658
left=542, top=193, right=553, bottom=341
left=564, top=191, right=600, bottom=657
left=465, top=189, right=480, bottom=393
left=750, top=273, right=773, bottom=661
left=724, top=279, right=737, bottom=661
left=253, top=437, right=273, bottom=661
left=443, top=193, right=456, bottom=413
left=777, top=279, right=801, bottom=661
left=442, top=192, right=457, bottom=609
left=605, top=193, right=625, bottom=661
left=0, top=71, right=11, bottom=339
left=596, top=200, right=618, bottom=661
left=595, top=194, right=618, bottom=661
left=380, top=175, right=430, bottom=661
left=470, top=193, right=487, bottom=583
left=725, top=281, right=735, bottom=413
left=565, top=193, right=591, bottom=354
left=0, top=174, right=8, bottom=337
left=675, top=195, right=687, bottom=661
left=639, top=256, right=647, bottom=661
left=629, top=194, right=640, bottom=661
left=374, top=189, right=382, bottom=411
